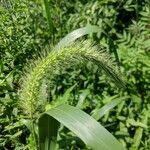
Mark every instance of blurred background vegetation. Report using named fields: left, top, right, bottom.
left=0, top=0, right=149, bottom=149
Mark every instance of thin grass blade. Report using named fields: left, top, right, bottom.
left=43, top=0, right=53, bottom=35
left=91, top=96, right=129, bottom=120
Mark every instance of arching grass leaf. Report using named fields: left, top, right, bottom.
left=38, top=104, right=124, bottom=150
left=54, top=25, right=101, bottom=50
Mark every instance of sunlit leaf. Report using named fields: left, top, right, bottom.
left=38, top=104, right=124, bottom=150
left=54, top=25, right=101, bottom=50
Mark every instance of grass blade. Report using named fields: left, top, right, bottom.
left=91, top=96, right=129, bottom=120
left=54, top=25, right=101, bottom=50
left=38, top=104, right=124, bottom=150
left=43, top=0, right=53, bottom=35
left=130, top=109, right=149, bottom=150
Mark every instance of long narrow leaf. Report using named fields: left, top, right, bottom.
left=54, top=25, right=101, bottom=50
left=91, top=96, right=129, bottom=120
left=43, top=0, right=53, bottom=34
left=38, top=104, right=124, bottom=150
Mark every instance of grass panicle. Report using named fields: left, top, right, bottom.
left=19, top=40, right=125, bottom=117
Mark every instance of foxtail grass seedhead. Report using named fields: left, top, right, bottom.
left=19, top=40, right=125, bottom=117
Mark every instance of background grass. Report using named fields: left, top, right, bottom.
left=0, top=0, right=149, bottom=149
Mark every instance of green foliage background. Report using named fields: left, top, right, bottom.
left=0, top=0, right=149, bottom=149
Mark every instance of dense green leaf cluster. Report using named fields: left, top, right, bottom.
left=0, top=0, right=149, bottom=149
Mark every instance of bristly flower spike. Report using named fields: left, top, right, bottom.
left=19, top=40, right=125, bottom=117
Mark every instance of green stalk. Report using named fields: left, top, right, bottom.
left=30, top=110, right=38, bottom=150
left=31, top=120, right=38, bottom=150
